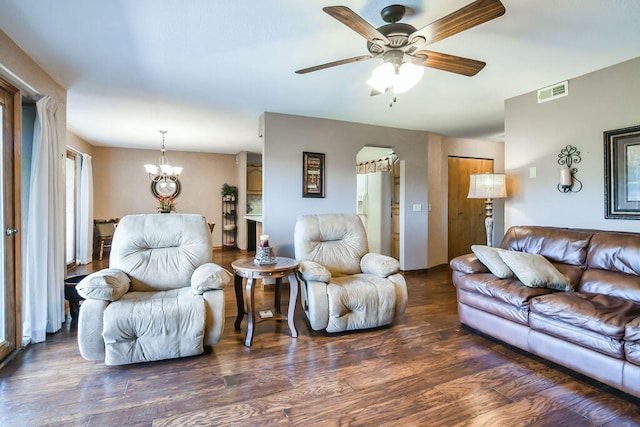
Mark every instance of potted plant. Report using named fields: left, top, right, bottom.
left=157, top=196, right=176, bottom=213
left=221, top=183, right=237, bottom=202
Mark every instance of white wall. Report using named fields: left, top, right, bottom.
left=505, top=56, right=640, bottom=232
left=262, top=112, right=429, bottom=271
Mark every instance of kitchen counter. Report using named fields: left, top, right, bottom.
left=245, top=215, right=263, bottom=251
left=244, top=215, right=263, bottom=223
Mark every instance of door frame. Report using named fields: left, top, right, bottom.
left=0, top=77, right=21, bottom=364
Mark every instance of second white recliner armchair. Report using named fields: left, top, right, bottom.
left=294, top=213, right=407, bottom=333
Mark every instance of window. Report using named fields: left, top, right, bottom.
left=65, top=150, right=79, bottom=268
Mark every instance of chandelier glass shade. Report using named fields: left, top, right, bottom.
left=367, top=60, right=424, bottom=95
left=144, top=130, right=183, bottom=182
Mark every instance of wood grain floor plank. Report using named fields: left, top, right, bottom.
left=1, top=256, right=639, bottom=426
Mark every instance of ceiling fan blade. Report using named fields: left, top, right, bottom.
left=323, top=6, right=390, bottom=46
left=409, top=0, right=505, bottom=46
left=295, top=55, right=373, bottom=74
left=413, top=50, right=486, bottom=76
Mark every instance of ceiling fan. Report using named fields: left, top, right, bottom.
left=296, top=0, right=505, bottom=98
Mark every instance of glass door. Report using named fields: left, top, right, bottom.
left=65, top=150, right=78, bottom=268
left=0, top=78, right=20, bottom=363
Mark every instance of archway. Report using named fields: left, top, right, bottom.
left=356, top=146, right=398, bottom=258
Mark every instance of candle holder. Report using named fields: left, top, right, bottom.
left=254, top=246, right=277, bottom=265
left=557, top=145, right=582, bottom=193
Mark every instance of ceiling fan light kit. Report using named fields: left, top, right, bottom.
left=366, top=50, right=425, bottom=95
left=296, top=0, right=506, bottom=103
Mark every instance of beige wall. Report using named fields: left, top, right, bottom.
left=66, top=131, right=94, bottom=155
left=92, top=146, right=238, bottom=246
left=261, top=112, right=505, bottom=270
left=0, top=29, right=65, bottom=102
left=505, top=56, right=640, bottom=233
left=262, top=112, right=429, bottom=270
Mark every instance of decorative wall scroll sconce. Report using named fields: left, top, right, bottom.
left=557, top=145, right=582, bottom=193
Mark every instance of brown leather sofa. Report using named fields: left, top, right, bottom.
left=450, top=225, right=640, bottom=398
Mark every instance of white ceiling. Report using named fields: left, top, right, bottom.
left=1, top=0, right=639, bottom=154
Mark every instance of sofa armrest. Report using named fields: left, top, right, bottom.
left=361, top=253, right=400, bottom=278
left=450, top=253, right=490, bottom=275
left=76, top=269, right=130, bottom=301
left=298, top=260, right=331, bottom=283
left=191, top=263, right=233, bottom=295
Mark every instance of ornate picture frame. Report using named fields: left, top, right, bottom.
left=151, top=178, right=181, bottom=199
left=604, top=125, right=640, bottom=219
left=302, top=152, right=325, bottom=198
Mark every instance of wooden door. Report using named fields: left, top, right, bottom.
left=448, top=157, right=493, bottom=260
left=391, top=159, right=400, bottom=260
left=0, top=78, right=20, bottom=363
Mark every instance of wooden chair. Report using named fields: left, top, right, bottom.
left=94, top=218, right=118, bottom=260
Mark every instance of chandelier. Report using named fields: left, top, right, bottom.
left=144, top=130, right=183, bottom=182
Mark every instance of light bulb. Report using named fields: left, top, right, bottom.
left=393, top=62, right=424, bottom=94
left=367, top=62, right=395, bottom=93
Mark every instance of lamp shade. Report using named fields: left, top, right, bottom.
left=468, top=173, right=507, bottom=199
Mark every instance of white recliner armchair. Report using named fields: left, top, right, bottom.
left=294, top=213, right=407, bottom=333
left=76, top=214, right=231, bottom=365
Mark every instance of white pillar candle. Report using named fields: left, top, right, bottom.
left=259, top=234, right=269, bottom=248
left=559, top=167, right=572, bottom=186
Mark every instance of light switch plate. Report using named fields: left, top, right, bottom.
left=413, top=204, right=422, bottom=212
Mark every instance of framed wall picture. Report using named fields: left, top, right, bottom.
left=604, top=125, right=640, bottom=219
left=302, top=152, right=325, bottom=198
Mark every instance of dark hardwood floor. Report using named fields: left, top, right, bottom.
left=2, top=250, right=640, bottom=426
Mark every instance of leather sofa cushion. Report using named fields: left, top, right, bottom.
left=326, top=274, right=396, bottom=333
left=294, top=213, right=368, bottom=277
left=587, top=231, right=640, bottom=275
left=627, top=317, right=640, bottom=340
left=454, top=273, right=552, bottom=308
left=450, top=253, right=489, bottom=275
left=102, top=288, right=205, bottom=365
left=625, top=314, right=640, bottom=365
left=529, top=312, right=626, bottom=359
left=457, top=289, right=530, bottom=325
left=500, top=226, right=592, bottom=266
left=580, top=269, right=640, bottom=303
left=530, top=292, right=640, bottom=340
left=110, top=214, right=212, bottom=292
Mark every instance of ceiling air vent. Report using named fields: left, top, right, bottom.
left=537, top=81, right=569, bottom=103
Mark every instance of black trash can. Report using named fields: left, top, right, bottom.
left=64, top=274, right=87, bottom=320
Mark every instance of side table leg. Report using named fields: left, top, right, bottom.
left=234, top=274, right=244, bottom=330
left=245, top=275, right=256, bottom=347
left=274, top=278, right=282, bottom=314
left=287, top=272, right=299, bottom=338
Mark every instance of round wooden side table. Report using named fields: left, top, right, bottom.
left=231, top=257, right=300, bottom=347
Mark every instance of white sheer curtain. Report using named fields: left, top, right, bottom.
left=23, top=96, right=66, bottom=343
left=76, top=154, right=93, bottom=264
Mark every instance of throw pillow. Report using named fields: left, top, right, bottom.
left=76, top=268, right=130, bottom=301
left=471, top=245, right=515, bottom=279
left=191, top=263, right=233, bottom=294
left=497, top=250, right=573, bottom=291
